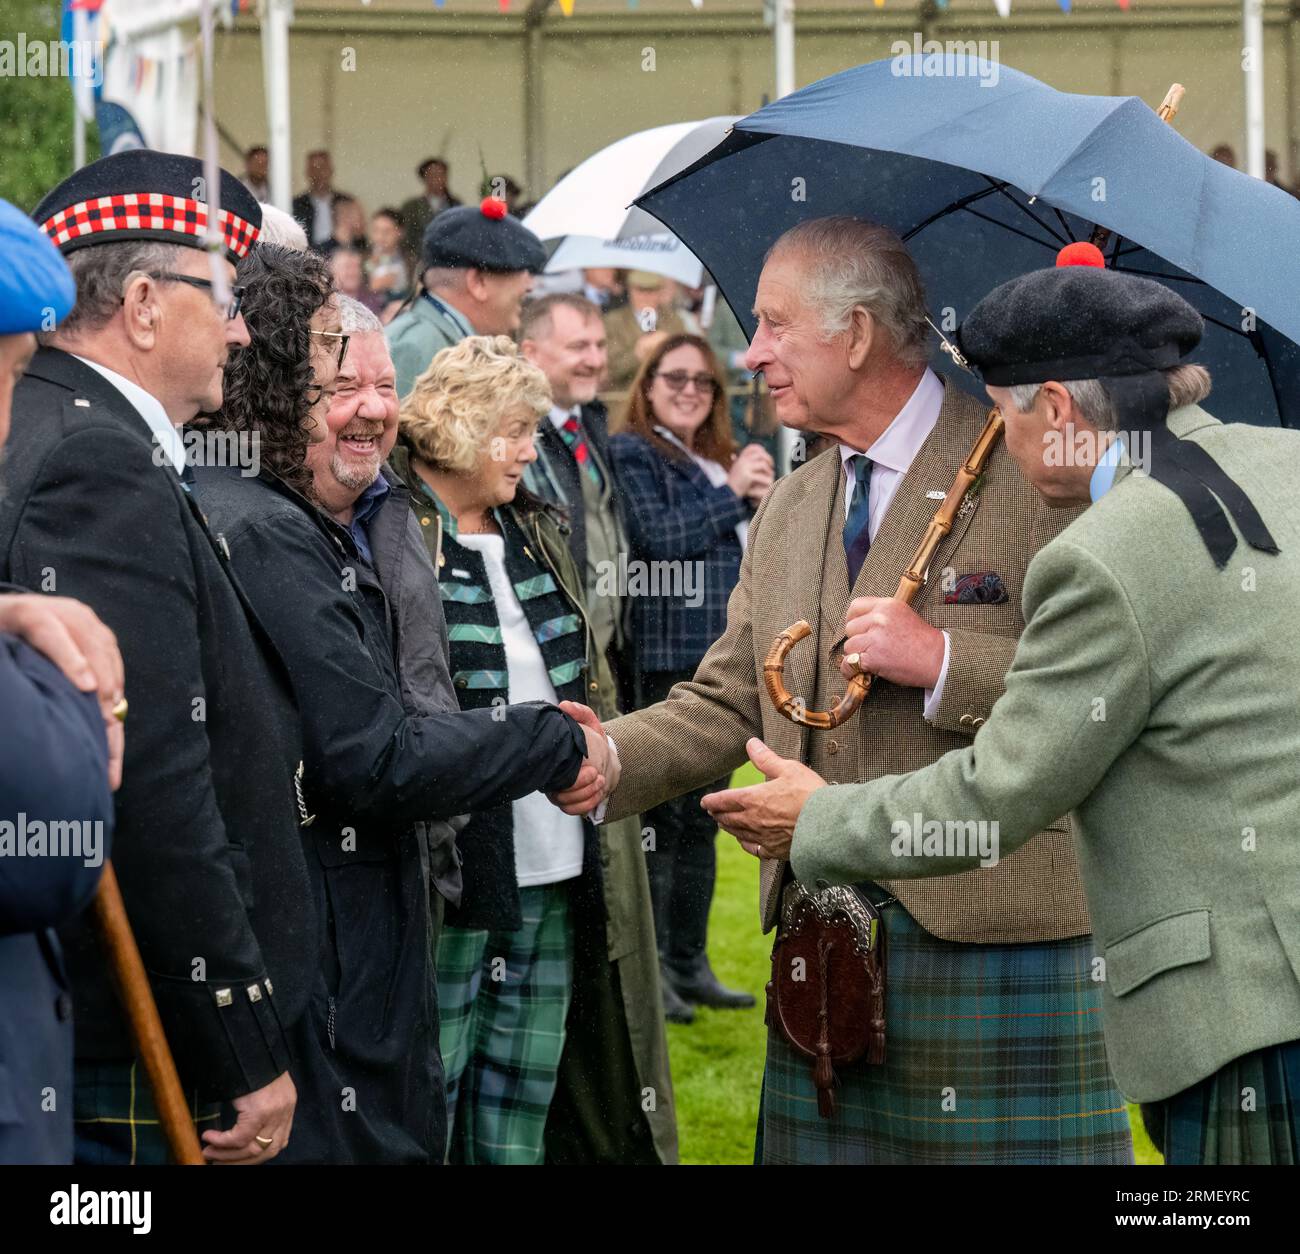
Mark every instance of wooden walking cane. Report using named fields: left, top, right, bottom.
left=91, top=862, right=206, bottom=1165
left=765, top=406, right=1005, bottom=729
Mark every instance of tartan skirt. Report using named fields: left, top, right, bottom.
left=759, top=903, right=1133, bottom=1164
left=1141, top=1038, right=1300, bottom=1164
left=73, top=1059, right=222, bottom=1166
left=436, top=882, right=573, bottom=1165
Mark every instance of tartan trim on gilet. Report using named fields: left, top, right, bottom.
left=438, top=509, right=588, bottom=710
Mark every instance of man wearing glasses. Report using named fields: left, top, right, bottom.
left=0, top=151, right=316, bottom=1165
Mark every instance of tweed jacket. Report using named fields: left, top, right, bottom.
left=605, top=378, right=1089, bottom=941
left=608, top=431, right=752, bottom=675
left=791, top=407, right=1300, bottom=1102
left=386, top=293, right=474, bottom=400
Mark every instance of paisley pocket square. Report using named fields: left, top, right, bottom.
left=944, top=572, right=1009, bottom=605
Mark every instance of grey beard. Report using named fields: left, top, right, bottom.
left=330, top=451, right=379, bottom=493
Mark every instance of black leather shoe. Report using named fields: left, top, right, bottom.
left=667, top=960, right=757, bottom=1010
left=659, top=972, right=696, bottom=1024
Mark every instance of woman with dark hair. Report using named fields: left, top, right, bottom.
left=203, top=242, right=342, bottom=493
left=609, top=333, right=775, bottom=1022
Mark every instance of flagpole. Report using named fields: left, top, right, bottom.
left=72, top=4, right=89, bottom=170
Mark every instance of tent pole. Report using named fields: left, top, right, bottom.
left=262, top=0, right=293, bottom=210
left=774, top=0, right=795, bottom=101
left=1243, top=0, right=1265, bottom=179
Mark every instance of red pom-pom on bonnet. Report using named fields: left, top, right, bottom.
left=1056, top=241, right=1106, bottom=268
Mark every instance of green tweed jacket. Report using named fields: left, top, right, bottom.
left=385, top=293, right=474, bottom=400
left=791, top=406, right=1300, bottom=1103
left=606, top=377, right=1090, bottom=941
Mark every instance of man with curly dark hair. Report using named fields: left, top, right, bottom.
left=194, top=263, right=613, bottom=1163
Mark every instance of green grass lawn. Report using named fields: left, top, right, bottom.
left=669, top=764, right=1161, bottom=1164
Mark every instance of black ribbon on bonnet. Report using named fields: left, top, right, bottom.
left=1099, top=372, right=1279, bottom=570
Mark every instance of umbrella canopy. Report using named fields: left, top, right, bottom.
left=522, top=117, right=738, bottom=243
left=631, top=57, right=1300, bottom=428
left=545, top=232, right=704, bottom=288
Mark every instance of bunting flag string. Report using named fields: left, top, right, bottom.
left=410, top=0, right=1117, bottom=16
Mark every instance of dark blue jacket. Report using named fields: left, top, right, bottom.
left=0, top=629, right=112, bottom=1164
left=608, top=432, right=750, bottom=675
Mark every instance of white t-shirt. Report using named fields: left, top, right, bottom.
left=456, top=532, right=585, bottom=888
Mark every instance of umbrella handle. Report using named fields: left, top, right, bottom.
left=763, top=620, right=873, bottom=729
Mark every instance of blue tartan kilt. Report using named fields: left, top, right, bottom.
left=759, top=902, right=1133, bottom=1164
left=1142, top=1037, right=1300, bottom=1164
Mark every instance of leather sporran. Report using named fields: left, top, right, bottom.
left=766, top=880, right=887, bottom=1118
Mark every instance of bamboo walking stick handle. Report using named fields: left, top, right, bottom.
left=91, top=861, right=206, bottom=1165
left=764, top=407, right=1005, bottom=729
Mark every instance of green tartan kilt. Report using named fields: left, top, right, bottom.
left=759, top=902, right=1133, bottom=1164
left=1142, top=1037, right=1300, bottom=1164
left=436, top=882, right=574, bottom=1165
left=73, top=1059, right=223, bottom=1166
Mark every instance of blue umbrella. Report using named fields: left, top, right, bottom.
left=631, top=56, right=1300, bottom=428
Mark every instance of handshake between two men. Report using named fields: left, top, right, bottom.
left=547, top=594, right=947, bottom=864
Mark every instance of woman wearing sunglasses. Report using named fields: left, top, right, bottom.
left=609, top=333, right=774, bottom=1023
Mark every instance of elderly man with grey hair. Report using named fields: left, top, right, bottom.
left=556, top=215, right=1132, bottom=1164
left=0, top=150, right=312, bottom=1165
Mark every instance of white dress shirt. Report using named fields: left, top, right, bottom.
left=837, top=366, right=949, bottom=722
left=548, top=403, right=580, bottom=432
left=72, top=355, right=186, bottom=475
left=311, top=194, right=333, bottom=245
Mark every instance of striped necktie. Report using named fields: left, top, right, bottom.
left=843, top=454, right=873, bottom=584
left=560, top=414, right=603, bottom=489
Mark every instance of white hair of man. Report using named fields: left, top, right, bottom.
left=1007, top=365, right=1212, bottom=430
left=257, top=202, right=308, bottom=251
left=768, top=217, right=932, bottom=368
left=335, top=294, right=383, bottom=335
